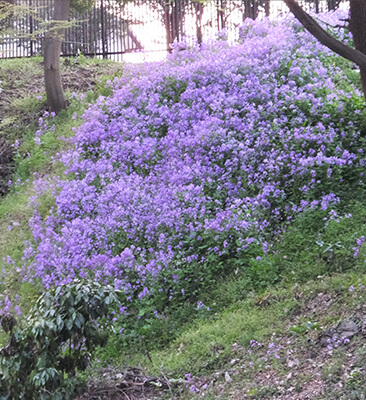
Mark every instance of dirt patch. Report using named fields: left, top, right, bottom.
left=0, top=58, right=121, bottom=140
left=76, top=367, right=175, bottom=400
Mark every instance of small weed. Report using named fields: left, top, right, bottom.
left=321, top=350, right=347, bottom=384
left=246, top=385, right=280, bottom=399
left=289, top=320, right=321, bottom=336
left=346, top=368, right=364, bottom=390
left=256, top=385, right=281, bottom=399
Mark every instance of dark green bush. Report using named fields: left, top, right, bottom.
left=0, top=280, right=121, bottom=400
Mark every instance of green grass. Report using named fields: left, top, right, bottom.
left=97, top=271, right=366, bottom=399
left=0, top=55, right=121, bottom=140
left=101, top=271, right=362, bottom=370
left=144, top=295, right=297, bottom=375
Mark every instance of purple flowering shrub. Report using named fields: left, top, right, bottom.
left=14, top=12, right=366, bottom=335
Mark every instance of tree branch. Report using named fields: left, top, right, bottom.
left=283, top=0, right=366, bottom=70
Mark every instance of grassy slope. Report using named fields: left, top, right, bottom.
left=1, top=56, right=366, bottom=400
left=143, top=273, right=366, bottom=398
left=0, top=56, right=123, bottom=313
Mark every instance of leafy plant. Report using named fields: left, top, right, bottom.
left=0, top=279, right=121, bottom=400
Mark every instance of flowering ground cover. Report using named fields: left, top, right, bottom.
left=4, top=11, right=366, bottom=337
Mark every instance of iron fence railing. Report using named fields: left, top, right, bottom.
left=0, top=0, right=349, bottom=60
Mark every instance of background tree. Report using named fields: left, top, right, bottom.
left=44, top=0, right=98, bottom=113
left=0, top=0, right=15, bottom=33
left=44, top=0, right=144, bottom=113
left=0, top=0, right=80, bottom=113
left=327, top=0, right=342, bottom=11
left=43, top=0, right=70, bottom=114
left=284, top=0, right=366, bottom=101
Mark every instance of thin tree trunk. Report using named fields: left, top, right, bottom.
left=218, top=0, right=226, bottom=30
left=264, top=0, right=270, bottom=17
left=327, top=0, right=338, bottom=11
left=195, top=2, right=203, bottom=45
left=164, top=1, right=172, bottom=51
left=349, top=0, right=366, bottom=99
left=243, top=0, right=255, bottom=20
left=44, top=0, right=70, bottom=114
left=284, top=0, right=366, bottom=101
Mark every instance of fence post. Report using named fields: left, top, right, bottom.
left=29, top=0, right=33, bottom=56
left=100, top=0, right=107, bottom=58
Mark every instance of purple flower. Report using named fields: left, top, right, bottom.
left=189, top=385, right=199, bottom=393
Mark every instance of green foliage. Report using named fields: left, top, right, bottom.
left=289, top=320, right=321, bottom=336
left=1, top=26, right=366, bottom=400
left=0, top=0, right=15, bottom=35
left=95, top=70, right=125, bottom=98
left=11, top=94, right=46, bottom=114
left=0, top=57, right=120, bottom=339
left=0, top=279, right=121, bottom=400
left=254, top=385, right=281, bottom=399
left=70, top=0, right=94, bottom=13
left=102, top=230, right=263, bottom=354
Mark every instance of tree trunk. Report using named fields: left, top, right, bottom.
left=283, top=0, right=366, bottom=101
left=327, top=0, right=340, bottom=11
left=349, top=0, right=366, bottom=99
left=44, top=0, right=70, bottom=114
left=264, top=0, right=270, bottom=17
left=218, top=0, right=226, bottom=30
left=195, top=2, right=203, bottom=45
left=164, top=1, right=172, bottom=51
left=243, top=0, right=255, bottom=20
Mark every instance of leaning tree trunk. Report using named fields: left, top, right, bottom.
left=349, top=0, right=366, bottom=99
left=44, top=0, right=70, bottom=114
left=283, top=0, right=366, bottom=102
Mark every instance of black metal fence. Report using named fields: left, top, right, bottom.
left=0, top=0, right=349, bottom=61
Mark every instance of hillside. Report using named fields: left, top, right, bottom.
left=0, top=10, right=366, bottom=400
